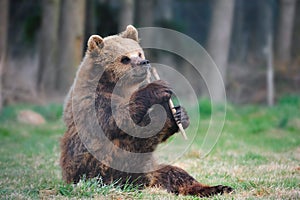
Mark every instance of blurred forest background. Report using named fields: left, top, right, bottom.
left=0, top=0, right=299, bottom=111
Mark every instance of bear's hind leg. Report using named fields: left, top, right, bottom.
left=181, top=183, right=233, bottom=197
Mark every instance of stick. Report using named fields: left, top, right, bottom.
left=151, top=67, right=188, bottom=140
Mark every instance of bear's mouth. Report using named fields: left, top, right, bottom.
left=132, top=71, right=147, bottom=78
left=132, top=67, right=148, bottom=78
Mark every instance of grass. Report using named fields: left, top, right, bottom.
left=0, top=95, right=299, bottom=199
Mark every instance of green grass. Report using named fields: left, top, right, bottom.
left=0, top=96, right=299, bottom=199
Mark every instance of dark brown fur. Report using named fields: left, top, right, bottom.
left=60, top=25, right=233, bottom=197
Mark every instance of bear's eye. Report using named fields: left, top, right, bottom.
left=121, top=56, right=131, bottom=64
left=138, top=52, right=142, bottom=58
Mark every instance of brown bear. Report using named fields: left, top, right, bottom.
left=60, top=25, right=233, bottom=197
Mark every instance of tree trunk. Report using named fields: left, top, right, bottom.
left=119, top=0, right=134, bottom=31
left=157, top=0, right=174, bottom=68
left=83, top=0, right=96, bottom=54
left=37, top=0, right=60, bottom=95
left=207, top=0, right=235, bottom=102
left=135, top=0, right=154, bottom=27
left=262, top=0, right=275, bottom=106
left=160, top=0, right=172, bottom=21
left=275, top=0, right=296, bottom=66
left=56, top=0, right=85, bottom=93
left=0, top=0, right=9, bottom=111
left=267, top=34, right=274, bottom=106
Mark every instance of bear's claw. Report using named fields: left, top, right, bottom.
left=173, top=106, right=190, bottom=129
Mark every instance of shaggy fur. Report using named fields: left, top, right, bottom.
left=60, top=25, right=233, bottom=197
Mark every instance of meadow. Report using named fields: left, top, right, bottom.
left=0, top=96, right=299, bottom=199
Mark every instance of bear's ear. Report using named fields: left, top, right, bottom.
left=121, top=25, right=139, bottom=42
left=88, top=35, right=104, bottom=51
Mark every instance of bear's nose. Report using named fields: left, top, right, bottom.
left=138, top=60, right=150, bottom=66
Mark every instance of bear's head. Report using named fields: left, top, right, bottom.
left=87, top=25, right=150, bottom=95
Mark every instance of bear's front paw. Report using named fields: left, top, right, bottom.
left=147, top=80, right=172, bottom=104
left=174, top=106, right=190, bottom=129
